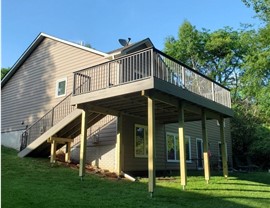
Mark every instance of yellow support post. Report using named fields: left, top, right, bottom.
left=202, top=110, right=210, bottom=183
left=65, top=142, right=71, bottom=163
left=50, top=138, right=57, bottom=163
left=219, top=116, right=228, bottom=178
left=148, top=97, right=155, bottom=196
left=116, top=114, right=123, bottom=175
left=79, top=109, right=88, bottom=178
left=178, top=102, right=187, bottom=190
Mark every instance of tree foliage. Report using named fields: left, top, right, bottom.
left=164, top=3, right=270, bottom=168
left=242, top=0, right=270, bottom=22
left=240, top=24, right=270, bottom=123
left=1, top=68, right=10, bottom=80
left=164, top=21, right=202, bottom=71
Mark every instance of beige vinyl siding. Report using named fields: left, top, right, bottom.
left=1, top=37, right=107, bottom=133
left=71, top=117, right=117, bottom=171
left=155, top=124, right=167, bottom=170
left=87, top=117, right=117, bottom=147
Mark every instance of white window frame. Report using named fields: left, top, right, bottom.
left=166, top=132, right=191, bottom=163
left=134, top=124, right=148, bottom=158
left=55, top=77, right=67, bottom=98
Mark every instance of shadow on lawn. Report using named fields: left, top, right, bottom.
left=216, top=182, right=269, bottom=187
left=188, top=170, right=270, bottom=186
left=192, top=188, right=270, bottom=193
left=152, top=185, right=260, bottom=208
left=231, top=172, right=270, bottom=185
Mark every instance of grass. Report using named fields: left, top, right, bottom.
left=2, top=146, right=270, bottom=208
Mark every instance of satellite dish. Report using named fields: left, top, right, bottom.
left=118, top=38, right=131, bottom=47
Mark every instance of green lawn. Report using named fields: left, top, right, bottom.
left=2, top=146, right=270, bottom=208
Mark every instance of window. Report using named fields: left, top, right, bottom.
left=56, top=78, right=67, bottom=97
left=167, top=133, right=179, bottom=161
left=134, top=124, right=148, bottom=158
left=166, top=132, right=191, bottom=162
left=218, top=142, right=228, bottom=162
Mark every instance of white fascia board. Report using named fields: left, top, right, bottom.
left=40, top=33, right=108, bottom=57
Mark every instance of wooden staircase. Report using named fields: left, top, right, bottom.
left=18, top=93, right=106, bottom=158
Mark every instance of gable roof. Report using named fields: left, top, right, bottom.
left=1, top=33, right=108, bottom=87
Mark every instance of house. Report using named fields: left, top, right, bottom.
left=1, top=33, right=233, bottom=194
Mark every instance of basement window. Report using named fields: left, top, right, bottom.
left=56, top=78, right=67, bottom=97
left=134, top=124, right=148, bottom=158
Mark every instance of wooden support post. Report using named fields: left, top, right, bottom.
left=50, top=138, right=57, bottom=163
left=65, top=142, right=71, bottom=163
left=79, top=109, right=88, bottom=178
left=219, top=116, right=228, bottom=178
left=178, top=102, right=187, bottom=190
left=116, top=114, right=123, bottom=175
left=148, top=97, right=155, bottom=195
left=202, top=110, right=210, bottom=183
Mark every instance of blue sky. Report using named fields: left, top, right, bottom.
left=1, top=0, right=259, bottom=68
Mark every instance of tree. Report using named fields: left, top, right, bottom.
left=164, top=21, right=247, bottom=92
left=201, top=27, right=246, bottom=89
left=233, top=0, right=270, bottom=168
left=242, top=0, right=270, bottom=22
left=1, top=67, right=10, bottom=80
left=164, top=20, right=203, bottom=71
left=240, top=25, right=270, bottom=122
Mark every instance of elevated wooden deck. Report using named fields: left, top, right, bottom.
left=71, top=48, right=233, bottom=121
left=70, top=47, right=232, bottom=193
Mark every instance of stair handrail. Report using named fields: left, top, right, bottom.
left=20, top=92, right=75, bottom=150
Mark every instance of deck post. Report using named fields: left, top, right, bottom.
left=219, top=116, right=228, bottom=178
left=65, top=142, right=71, bottom=163
left=116, top=114, right=123, bottom=175
left=178, top=102, right=187, bottom=190
left=148, top=97, right=155, bottom=196
left=50, top=138, right=57, bottom=163
left=202, top=110, right=210, bottom=183
left=79, top=108, right=88, bottom=178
